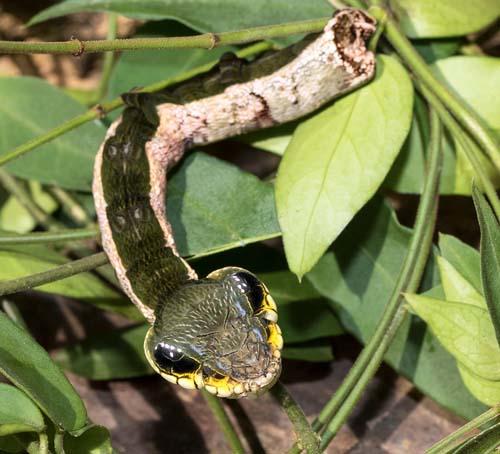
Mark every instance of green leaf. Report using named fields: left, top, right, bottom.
left=239, top=122, right=296, bottom=156
left=54, top=324, right=153, bottom=380
left=108, top=21, right=236, bottom=103
left=0, top=435, right=27, bottom=453
left=282, top=339, right=334, bottom=362
left=0, top=311, right=87, bottom=431
left=29, top=0, right=331, bottom=30
left=306, top=197, right=486, bottom=419
left=0, top=77, right=106, bottom=191
left=0, top=182, right=58, bottom=234
left=457, top=362, right=500, bottom=407
left=168, top=152, right=280, bottom=257
left=436, top=256, right=484, bottom=308
left=390, top=0, right=500, bottom=38
left=276, top=55, right=413, bottom=277
left=472, top=185, right=500, bottom=348
left=405, top=294, right=500, bottom=381
left=0, top=244, right=139, bottom=320
left=63, top=425, right=113, bottom=454
left=439, top=233, right=481, bottom=293
left=432, top=57, right=500, bottom=133
left=413, top=38, right=460, bottom=63
left=0, top=384, right=45, bottom=436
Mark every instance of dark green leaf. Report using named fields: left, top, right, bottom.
left=413, top=38, right=460, bottom=63
left=29, top=0, right=331, bottom=30
left=389, top=0, right=500, bottom=38
left=472, top=185, right=500, bottom=347
left=0, top=384, right=45, bottom=436
left=54, top=324, right=153, bottom=380
left=439, top=233, right=481, bottom=294
left=282, top=339, right=334, bottom=362
left=306, top=197, right=486, bottom=419
left=63, top=425, right=113, bottom=454
left=260, top=270, right=343, bottom=343
left=0, top=435, right=27, bottom=453
left=276, top=55, right=413, bottom=277
left=0, top=311, right=87, bottom=431
left=168, top=152, right=280, bottom=257
left=0, top=77, right=106, bottom=191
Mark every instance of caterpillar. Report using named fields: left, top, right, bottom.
left=93, top=8, right=376, bottom=398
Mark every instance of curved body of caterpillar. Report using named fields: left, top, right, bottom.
left=93, top=8, right=376, bottom=398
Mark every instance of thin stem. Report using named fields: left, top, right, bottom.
left=95, top=13, right=118, bottom=103
left=0, top=252, right=108, bottom=297
left=369, top=5, right=500, bottom=173
left=202, top=390, right=245, bottom=454
left=0, top=169, right=61, bottom=230
left=38, top=432, right=49, bottom=454
left=268, top=381, right=320, bottom=454
left=47, top=186, right=94, bottom=227
left=0, top=18, right=327, bottom=55
left=426, top=405, right=500, bottom=454
left=416, top=81, right=500, bottom=221
left=315, top=108, right=442, bottom=448
left=0, top=41, right=271, bottom=167
left=0, top=228, right=97, bottom=245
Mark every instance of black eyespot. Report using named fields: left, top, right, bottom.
left=232, top=272, right=264, bottom=313
left=153, top=342, right=200, bottom=374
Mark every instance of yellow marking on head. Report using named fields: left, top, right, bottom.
left=267, top=322, right=284, bottom=351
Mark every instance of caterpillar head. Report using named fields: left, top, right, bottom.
left=144, top=267, right=282, bottom=398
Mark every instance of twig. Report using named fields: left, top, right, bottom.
left=0, top=228, right=97, bottom=245
left=0, top=18, right=327, bottom=55
left=269, top=381, right=320, bottom=454
left=0, top=252, right=108, bottom=297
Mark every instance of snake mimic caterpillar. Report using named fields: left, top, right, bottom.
left=93, top=8, right=376, bottom=398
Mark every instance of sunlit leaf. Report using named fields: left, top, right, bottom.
left=276, top=55, right=413, bottom=277
left=405, top=294, right=500, bottom=380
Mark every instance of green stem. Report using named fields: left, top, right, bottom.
left=315, top=109, right=442, bottom=448
left=47, top=186, right=94, bottom=227
left=268, top=381, right=320, bottom=454
left=426, top=405, right=500, bottom=454
left=95, top=13, right=118, bottom=103
left=0, top=18, right=327, bottom=55
left=369, top=5, right=500, bottom=173
left=38, top=432, right=49, bottom=454
left=202, top=390, right=245, bottom=454
left=0, top=41, right=271, bottom=168
left=0, top=228, right=98, bottom=245
left=416, top=81, right=500, bottom=221
left=0, top=252, right=108, bottom=297
left=0, top=169, right=61, bottom=230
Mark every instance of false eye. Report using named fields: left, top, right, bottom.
left=232, top=271, right=265, bottom=313
left=153, top=342, right=200, bottom=374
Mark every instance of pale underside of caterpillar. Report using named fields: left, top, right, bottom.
left=92, top=8, right=376, bottom=398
